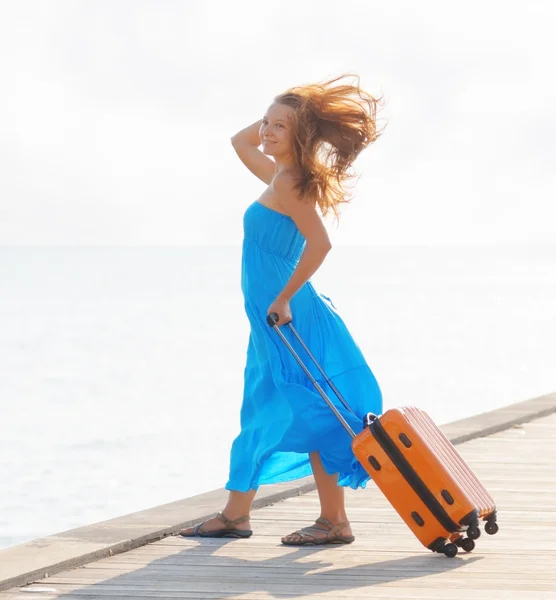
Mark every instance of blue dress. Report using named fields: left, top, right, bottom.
left=225, top=201, right=383, bottom=492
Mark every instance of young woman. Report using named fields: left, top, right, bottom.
left=181, top=74, right=384, bottom=545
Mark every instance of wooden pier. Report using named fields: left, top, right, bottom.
left=1, top=412, right=555, bottom=599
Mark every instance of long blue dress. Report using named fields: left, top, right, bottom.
left=225, top=201, right=383, bottom=492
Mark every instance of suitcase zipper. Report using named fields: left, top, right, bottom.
left=368, top=417, right=461, bottom=533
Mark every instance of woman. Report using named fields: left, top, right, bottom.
left=181, top=74, right=384, bottom=545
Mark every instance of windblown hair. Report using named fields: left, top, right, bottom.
left=275, top=73, right=385, bottom=219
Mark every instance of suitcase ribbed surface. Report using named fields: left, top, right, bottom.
left=400, top=406, right=496, bottom=519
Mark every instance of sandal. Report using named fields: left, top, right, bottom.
left=281, top=517, right=355, bottom=546
left=179, top=511, right=253, bottom=539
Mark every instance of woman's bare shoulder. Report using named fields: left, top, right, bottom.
left=273, top=168, right=304, bottom=192
left=273, top=170, right=319, bottom=217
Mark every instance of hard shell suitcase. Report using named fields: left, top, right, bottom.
left=267, top=313, right=499, bottom=557
left=352, top=407, right=498, bottom=556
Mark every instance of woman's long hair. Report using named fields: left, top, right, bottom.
left=275, top=73, right=385, bottom=219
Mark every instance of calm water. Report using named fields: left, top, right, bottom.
left=0, top=246, right=555, bottom=549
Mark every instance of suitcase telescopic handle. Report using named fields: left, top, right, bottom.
left=266, top=312, right=357, bottom=439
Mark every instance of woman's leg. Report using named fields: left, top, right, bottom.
left=281, top=451, right=353, bottom=543
left=179, top=489, right=256, bottom=535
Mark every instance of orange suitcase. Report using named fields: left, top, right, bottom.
left=352, top=407, right=498, bottom=556
left=268, top=314, right=499, bottom=557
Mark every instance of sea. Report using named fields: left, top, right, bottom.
left=0, top=245, right=555, bottom=550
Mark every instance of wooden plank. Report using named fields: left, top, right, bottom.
left=5, top=577, right=556, bottom=593
left=2, top=590, right=556, bottom=600
left=83, top=551, right=554, bottom=569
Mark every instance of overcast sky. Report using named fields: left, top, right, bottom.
left=1, top=0, right=555, bottom=246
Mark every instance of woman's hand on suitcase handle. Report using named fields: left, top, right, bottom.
left=267, top=295, right=292, bottom=327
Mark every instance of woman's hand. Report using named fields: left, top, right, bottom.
left=267, top=295, right=292, bottom=326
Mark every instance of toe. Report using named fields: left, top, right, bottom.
left=179, top=522, right=203, bottom=536
left=282, top=528, right=324, bottom=544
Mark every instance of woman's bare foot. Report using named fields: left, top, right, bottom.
left=179, top=511, right=252, bottom=538
left=281, top=517, right=354, bottom=545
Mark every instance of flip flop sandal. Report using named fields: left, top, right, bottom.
left=281, top=517, right=355, bottom=546
left=179, top=511, right=253, bottom=538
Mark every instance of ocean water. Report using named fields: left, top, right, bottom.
left=0, top=245, right=555, bottom=550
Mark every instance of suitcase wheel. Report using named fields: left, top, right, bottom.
left=467, top=525, right=481, bottom=540
left=442, top=542, right=458, bottom=558
left=460, top=538, right=475, bottom=553
left=454, top=535, right=475, bottom=553
left=485, top=520, right=499, bottom=535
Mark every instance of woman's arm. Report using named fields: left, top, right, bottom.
left=231, top=120, right=275, bottom=185
left=267, top=172, right=332, bottom=323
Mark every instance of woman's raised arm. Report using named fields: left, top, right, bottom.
left=231, top=120, right=276, bottom=185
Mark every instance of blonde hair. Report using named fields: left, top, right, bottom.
left=275, top=73, right=385, bottom=219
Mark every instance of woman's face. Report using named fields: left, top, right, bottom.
left=260, top=102, right=294, bottom=157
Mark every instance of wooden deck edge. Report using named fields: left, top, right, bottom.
left=1, top=391, right=555, bottom=592
left=441, top=391, right=556, bottom=443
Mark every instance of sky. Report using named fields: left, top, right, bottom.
left=1, top=0, right=555, bottom=246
